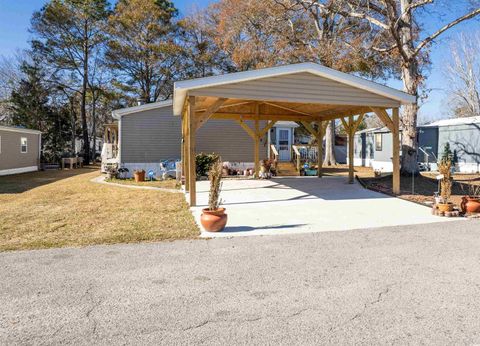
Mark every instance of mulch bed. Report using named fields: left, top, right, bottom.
left=358, top=173, right=480, bottom=208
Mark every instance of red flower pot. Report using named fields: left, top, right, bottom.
left=461, top=196, right=480, bottom=214
left=200, top=208, right=227, bottom=232
left=134, top=171, right=145, bottom=182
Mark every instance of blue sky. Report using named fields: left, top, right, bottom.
left=0, top=0, right=477, bottom=121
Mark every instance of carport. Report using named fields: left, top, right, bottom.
left=173, top=63, right=416, bottom=206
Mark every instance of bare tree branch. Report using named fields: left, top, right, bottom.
left=414, top=8, right=480, bottom=55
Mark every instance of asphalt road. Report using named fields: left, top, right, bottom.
left=1, top=220, right=480, bottom=345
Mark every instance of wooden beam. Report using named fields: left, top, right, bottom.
left=392, top=108, right=400, bottom=194
left=184, top=108, right=190, bottom=192
left=195, top=98, right=227, bottom=130
left=370, top=107, right=394, bottom=132
left=258, top=120, right=276, bottom=138
left=348, top=115, right=354, bottom=184
left=301, top=121, right=320, bottom=139
left=352, top=114, right=365, bottom=133
left=340, top=117, right=349, bottom=133
left=188, top=96, right=197, bottom=206
left=181, top=113, right=185, bottom=189
left=254, top=119, right=260, bottom=178
left=212, top=113, right=316, bottom=122
left=236, top=119, right=257, bottom=139
left=263, top=102, right=315, bottom=116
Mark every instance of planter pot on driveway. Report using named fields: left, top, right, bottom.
left=201, top=208, right=227, bottom=232
left=461, top=196, right=480, bottom=214
left=437, top=203, right=454, bottom=212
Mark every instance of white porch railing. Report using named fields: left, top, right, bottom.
left=292, top=145, right=319, bottom=171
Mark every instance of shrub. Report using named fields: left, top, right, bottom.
left=438, top=157, right=452, bottom=203
left=196, top=153, right=220, bottom=177
left=208, top=159, right=223, bottom=210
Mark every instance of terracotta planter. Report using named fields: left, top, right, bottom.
left=437, top=203, right=454, bottom=212
left=134, top=171, right=145, bottom=182
left=200, top=208, right=227, bottom=232
left=461, top=196, right=480, bottom=214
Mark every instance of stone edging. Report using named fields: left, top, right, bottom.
left=91, top=175, right=182, bottom=194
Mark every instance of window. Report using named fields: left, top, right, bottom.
left=375, top=133, right=382, bottom=151
left=21, top=137, right=27, bottom=153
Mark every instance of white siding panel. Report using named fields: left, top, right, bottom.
left=191, top=72, right=400, bottom=108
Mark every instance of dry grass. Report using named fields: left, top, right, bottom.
left=106, top=177, right=179, bottom=189
left=0, top=167, right=199, bottom=251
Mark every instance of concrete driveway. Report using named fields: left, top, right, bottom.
left=1, top=220, right=480, bottom=345
left=189, top=177, right=455, bottom=237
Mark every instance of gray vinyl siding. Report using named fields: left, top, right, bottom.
left=438, top=123, right=480, bottom=165
left=197, top=119, right=267, bottom=162
left=190, top=72, right=401, bottom=108
left=120, top=105, right=266, bottom=163
left=0, top=129, right=40, bottom=170
left=418, top=126, right=438, bottom=162
left=121, top=107, right=182, bottom=163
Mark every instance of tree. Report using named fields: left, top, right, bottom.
left=325, top=0, right=480, bottom=173
left=445, top=32, right=480, bottom=118
left=178, top=7, right=231, bottom=78
left=186, top=0, right=390, bottom=165
left=106, top=0, right=181, bottom=103
left=31, top=0, right=110, bottom=164
left=9, top=60, right=70, bottom=162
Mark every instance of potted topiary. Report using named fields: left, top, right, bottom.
left=461, top=184, right=480, bottom=214
left=133, top=169, right=145, bottom=182
left=437, top=157, right=454, bottom=212
left=200, top=159, right=227, bottom=232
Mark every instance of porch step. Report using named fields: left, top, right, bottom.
left=276, top=162, right=299, bottom=176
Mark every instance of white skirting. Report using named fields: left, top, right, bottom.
left=0, top=166, right=38, bottom=176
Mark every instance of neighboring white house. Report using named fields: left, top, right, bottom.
left=0, top=125, right=42, bottom=176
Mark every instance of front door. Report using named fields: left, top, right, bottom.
left=276, top=128, right=291, bottom=161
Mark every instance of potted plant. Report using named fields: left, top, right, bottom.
left=105, top=165, right=118, bottom=180
left=133, top=169, right=146, bottom=182
left=461, top=184, right=480, bottom=214
left=200, top=159, right=227, bottom=232
left=437, top=157, right=454, bottom=212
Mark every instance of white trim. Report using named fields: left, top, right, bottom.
left=0, top=166, right=38, bottom=176
left=117, top=117, right=122, bottom=164
left=20, top=137, right=28, bottom=153
left=112, top=100, right=173, bottom=119
left=0, top=125, right=42, bottom=135
left=173, top=62, right=416, bottom=115
left=276, top=127, right=292, bottom=161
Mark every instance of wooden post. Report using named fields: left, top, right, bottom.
left=392, top=108, right=400, bottom=194
left=188, top=96, right=196, bottom=206
left=184, top=110, right=190, bottom=192
left=254, top=119, right=260, bottom=178
left=181, top=114, right=185, bottom=188
left=348, top=115, right=354, bottom=184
